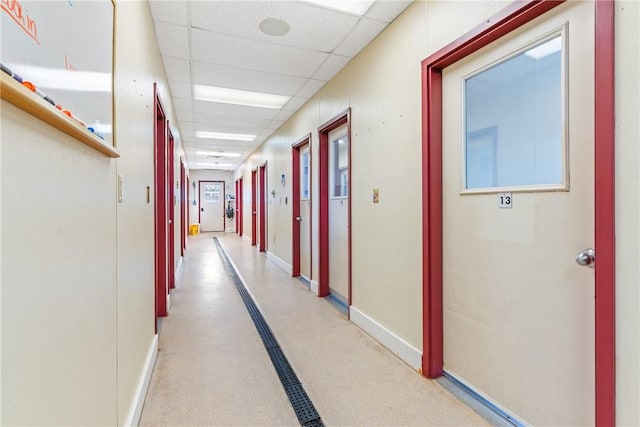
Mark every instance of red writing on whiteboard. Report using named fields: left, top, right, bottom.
left=1, top=0, right=39, bottom=45
left=64, top=55, right=77, bottom=71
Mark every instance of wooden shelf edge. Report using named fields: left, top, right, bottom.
left=1, top=73, right=119, bottom=158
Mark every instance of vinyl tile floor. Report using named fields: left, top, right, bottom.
left=139, top=233, right=489, bottom=427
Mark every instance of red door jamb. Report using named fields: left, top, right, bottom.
left=238, top=178, right=244, bottom=236
left=180, top=160, right=186, bottom=256
left=168, top=127, right=175, bottom=290
left=292, top=134, right=311, bottom=277
left=259, top=163, right=267, bottom=252
left=153, top=84, right=168, bottom=321
left=318, top=108, right=351, bottom=306
left=420, top=1, right=615, bottom=425
left=251, top=170, right=257, bottom=246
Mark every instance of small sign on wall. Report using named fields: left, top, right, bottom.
left=498, top=192, right=512, bottom=208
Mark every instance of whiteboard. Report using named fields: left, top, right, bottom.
left=1, top=0, right=114, bottom=146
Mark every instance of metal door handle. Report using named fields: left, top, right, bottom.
left=253, top=211, right=257, bottom=214
left=575, top=248, right=595, bottom=267
left=295, top=216, right=302, bottom=222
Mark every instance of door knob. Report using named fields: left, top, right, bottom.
left=295, top=216, right=302, bottom=222
left=575, top=248, right=595, bottom=267
left=201, top=208, right=204, bottom=212
left=253, top=211, right=257, bottom=214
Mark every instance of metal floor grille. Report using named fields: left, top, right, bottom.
left=213, top=238, right=324, bottom=427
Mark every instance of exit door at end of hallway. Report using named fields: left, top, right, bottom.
left=199, top=181, right=225, bottom=232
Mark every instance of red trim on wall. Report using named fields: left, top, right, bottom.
left=168, top=127, right=175, bottom=291
left=292, top=134, right=312, bottom=277
left=420, top=0, right=615, bottom=424
left=594, top=1, right=616, bottom=424
left=187, top=177, right=190, bottom=234
left=259, top=163, right=267, bottom=252
left=318, top=108, right=351, bottom=301
left=180, top=161, right=186, bottom=256
left=238, top=178, right=244, bottom=236
left=251, top=170, right=257, bottom=246
left=153, top=84, right=168, bottom=320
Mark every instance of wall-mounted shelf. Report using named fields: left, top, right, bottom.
left=1, top=73, right=119, bottom=158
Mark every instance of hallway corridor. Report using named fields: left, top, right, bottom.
left=139, top=233, right=488, bottom=426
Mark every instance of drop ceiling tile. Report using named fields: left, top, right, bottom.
left=189, top=1, right=358, bottom=53
left=365, top=0, right=413, bottom=23
left=333, top=17, right=388, bottom=57
left=168, top=80, right=192, bottom=99
left=192, top=100, right=280, bottom=120
left=274, top=109, right=294, bottom=121
left=191, top=28, right=329, bottom=77
left=162, top=57, right=190, bottom=82
left=283, top=96, right=309, bottom=111
left=149, top=0, right=188, bottom=25
left=312, top=54, right=351, bottom=81
left=154, top=22, right=190, bottom=59
left=176, top=110, right=194, bottom=122
left=192, top=61, right=306, bottom=96
left=193, top=115, right=270, bottom=132
left=171, top=97, right=193, bottom=112
left=296, top=79, right=327, bottom=97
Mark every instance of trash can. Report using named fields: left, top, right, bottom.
left=189, top=223, right=200, bottom=235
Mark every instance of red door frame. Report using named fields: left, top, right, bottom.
left=292, top=134, right=312, bottom=277
left=187, top=176, right=191, bottom=233
left=235, top=179, right=240, bottom=234
left=198, top=180, right=225, bottom=231
left=259, top=163, right=267, bottom=252
left=420, top=1, right=615, bottom=424
left=167, top=127, right=175, bottom=290
left=251, top=170, right=257, bottom=246
left=237, top=177, right=244, bottom=236
left=180, top=160, right=186, bottom=256
left=318, top=108, right=351, bottom=306
left=153, top=84, right=169, bottom=321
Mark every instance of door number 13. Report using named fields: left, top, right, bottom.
left=498, top=193, right=513, bottom=209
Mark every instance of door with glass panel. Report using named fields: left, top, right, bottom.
left=442, top=2, right=594, bottom=424
left=328, top=124, right=349, bottom=305
left=199, top=181, right=224, bottom=232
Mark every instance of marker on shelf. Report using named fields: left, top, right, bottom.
left=0, top=62, right=23, bottom=83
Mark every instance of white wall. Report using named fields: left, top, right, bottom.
left=1, top=1, right=185, bottom=425
left=188, top=169, right=235, bottom=232
left=615, top=1, right=640, bottom=424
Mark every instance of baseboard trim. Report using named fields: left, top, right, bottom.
left=350, top=306, right=422, bottom=371
left=266, top=251, right=292, bottom=275
left=123, top=335, right=158, bottom=427
left=174, top=256, right=184, bottom=289
left=310, top=280, right=319, bottom=295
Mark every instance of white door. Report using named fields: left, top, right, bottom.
left=442, top=1, right=594, bottom=425
left=300, top=145, right=311, bottom=280
left=328, top=124, right=349, bottom=303
left=199, top=181, right=224, bottom=232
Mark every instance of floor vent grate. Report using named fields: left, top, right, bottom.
left=213, top=238, right=324, bottom=427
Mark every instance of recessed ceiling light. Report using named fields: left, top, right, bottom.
left=194, top=84, right=290, bottom=109
left=302, top=0, right=375, bottom=16
left=196, top=151, right=242, bottom=158
left=195, top=131, right=256, bottom=141
left=259, top=18, right=290, bottom=37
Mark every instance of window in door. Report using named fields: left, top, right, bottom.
left=329, top=125, right=348, bottom=197
left=301, top=146, right=310, bottom=200
left=464, top=31, right=566, bottom=191
left=203, top=183, right=221, bottom=202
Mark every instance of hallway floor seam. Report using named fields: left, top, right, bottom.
left=213, top=237, right=324, bottom=427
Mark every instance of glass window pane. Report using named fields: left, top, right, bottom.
left=329, top=126, right=348, bottom=197
left=464, top=35, right=564, bottom=190
left=203, top=184, right=220, bottom=202
left=301, top=148, right=310, bottom=200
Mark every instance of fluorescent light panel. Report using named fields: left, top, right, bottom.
left=195, top=131, right=256, bottom=141
left=197, top=163, right=233, bottom=168
left=196, top=151, right=242, bottom=157
left=194, top=84, right=290, bottom=109
left=302, top=0, right=375, bottom=16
